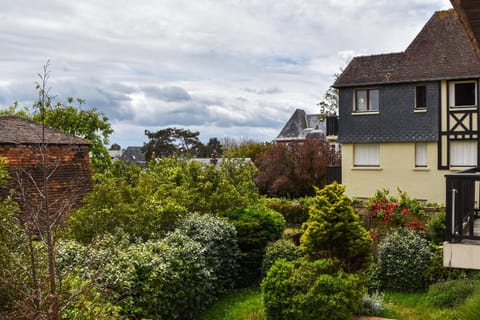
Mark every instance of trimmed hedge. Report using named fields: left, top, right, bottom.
left=262, top=258, right=363, bottom=320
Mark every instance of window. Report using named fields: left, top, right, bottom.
left=354, top=143, right=380, bottom=167
left=449, top=81, right=477, bottom=107
left=415, top=85, right=427, bottom=109
left=450, top=141, right=477, bottom=167
left=355, top=89, right=379, bottom=112
left=415, top=143, right=427, bottom=167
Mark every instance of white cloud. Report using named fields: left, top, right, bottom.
left=0, top=0, right=452, bottom=146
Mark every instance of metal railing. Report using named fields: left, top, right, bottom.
left=445, top=168, right=480, bottom=242
left=326, top=116, right=339, bottom=136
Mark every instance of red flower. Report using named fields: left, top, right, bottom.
left=419, top=226, right=425, bottom=231
left=401, top=208, right=409, bottom=215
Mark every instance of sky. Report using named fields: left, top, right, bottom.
left=0, top=0, right=452, bottom=148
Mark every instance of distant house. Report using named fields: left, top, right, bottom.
left=0, top=116, right=92, bottom=227
left=108, top=149, right=123, bottom=161
left=121, top=146, right=147, bottom=166
left=274, top=109, right=326, bottom=143
left=332, top=9, right=480, bottom=203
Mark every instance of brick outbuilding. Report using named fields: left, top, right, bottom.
left=0, top=116, right=92, bottom=228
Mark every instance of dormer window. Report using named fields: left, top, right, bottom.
left=354, top=89, right=379, bottom=112
left=449, top=80, right=477, bottom=107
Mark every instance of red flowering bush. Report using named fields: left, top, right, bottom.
left=366, top=189, right=427, bottom=243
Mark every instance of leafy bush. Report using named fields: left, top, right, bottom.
left=220, top=204, right=286, bottom=286
left=59, top=214, right=242, bottom=319
left=426, top=279, right=478, bottom=308
left=300, top=182, right=373, bottom=273
left=377, top=228, right=434, bottom=292
left=265, top=197, right=312, bottom=225
left=457, top=291, right=480, bottom=320
left=262, top=258, right=363, bottom=320
left=68, top=157, right=260, bottom=243
left=175, top=213, right=240, bottom=295
left=262, top=239, right=302, bottom=275
left=426, top=211, right=446, bottom=245
left=424, top=245, right=468, bottom=283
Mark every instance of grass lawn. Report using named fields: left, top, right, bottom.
left=196, top=287, right=264, bottom=320
left=198, top=283, right=480, bottom=320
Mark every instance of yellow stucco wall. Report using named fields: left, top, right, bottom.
left=342, top=142, right=447, bottom=203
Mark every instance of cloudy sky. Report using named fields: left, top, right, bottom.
left=0, top=0, right=452, bottom=147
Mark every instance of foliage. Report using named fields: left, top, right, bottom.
left=262, top=258, right=363, bottom=320
left=426, top=211, right=446, bottom=245
left=457, top=291, right=480, bottom=320
left=300, top=182, right=373, bottom=273
left=175, top=213, right=240, bottom=295
left=366, top=188, right=429, bottom=244
left=59, top=215, right=240, bottom=320
left=222, top=138, right=271, bottom=162
left=377, top=228, right=434, bottom=292
left=317, top=86, right=339, bottom=118
left=426, top=279, right=478, bottom=308
left=262, top=239, right=302, bottom=275
left=109, top=143, right=121, bottom=150
left=68, top=158, right=259, bottom=243
left=220, top=204, right=286, bottom=286
left=143, top=127, right=204, bottom=160
left=254, top=138, right=339, bottom=198
left=264, top=197, right=312, bottom=225
left=424, top=245, right=470, bottom=283
left=199, top=137, right=224, bottom=158
left=33, top=97, right=113, bottom=172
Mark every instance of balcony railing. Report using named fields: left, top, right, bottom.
left=326, top=116, right=339, bottom=136
left=445, top=168, right=480, bottom=242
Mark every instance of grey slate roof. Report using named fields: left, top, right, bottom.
left=0, top=116, right=90, bottom=145
left=121, top=146, right=146, bottom=165
left=334, top=10, right=480, bottom=87
left=275, top=109, right=325, bottom=141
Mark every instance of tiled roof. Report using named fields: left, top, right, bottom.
left=0, top=116, right=90, bottom=145
left=275, top=109, right=325, bottom=141
left=334, top=9, right=480, bottom=87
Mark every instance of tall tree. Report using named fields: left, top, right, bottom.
left=254, top=138, right=337, bottom=198
left=199, top=137, right=224, bottom=158
left=143, top=127, right=204, bottom=161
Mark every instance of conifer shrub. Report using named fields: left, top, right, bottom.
left=220, top=204, right=286, bottom=286
left=262, top=258, right=363, bottom=320
left=377, top=228, right=433, bottom=292
left=262, top=239, right=302, bottom=275
left=300, top=182, right=373, bottom=273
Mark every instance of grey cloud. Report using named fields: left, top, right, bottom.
left=143, top=86, right=191, bottom=102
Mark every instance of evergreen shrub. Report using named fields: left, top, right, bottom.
left=377, top=228, right=433, bottom=292
left=220, top=204, right=286, bottom=286
left=262, top=239, right=301, bottom=275
left=262, top=258, right=363, bottom=320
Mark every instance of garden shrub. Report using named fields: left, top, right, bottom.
left=424, top=245, right=468, bottom=283
left=457, top=290, right=480, bottom=320
left=426, top=211, right=446, bottom=245
left=300, top=182, right=373, bottom=273
left=262, top=239, right=302, bottom=275
left=426, top=279, right=478, bottom=308
left=377, top=228, right=434, bottom=292
left=220, top=204, right=286, bottom=286
left=58, top=216, right=241, bottom=320
left=262, top=258, right=363, bottom=320
left=175, top=213, right=240, bottom=295
left=265, top=197, right=312, bottom=225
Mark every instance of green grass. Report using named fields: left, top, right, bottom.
left=198, top=282, right=480, bottom=320
left=196, top=288, right=265, bottom=320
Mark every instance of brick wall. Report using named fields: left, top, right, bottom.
left=0, top=143, right=92, bottom=228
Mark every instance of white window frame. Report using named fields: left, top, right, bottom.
left=354, top=89, right=379, bottom=112
left=415, top=143, right=428, bottom=167
left=354, top=143, right=380, bottom=167
left=450, top=141, right=477, bottom=167
left=448, top=80, right=477, bottom=108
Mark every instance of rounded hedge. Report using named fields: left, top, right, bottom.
left=262, top=239, right=301, bottom=275
left=262, top=258, right=363, bottom=320
left=377, top=228, right=433, bottom=292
